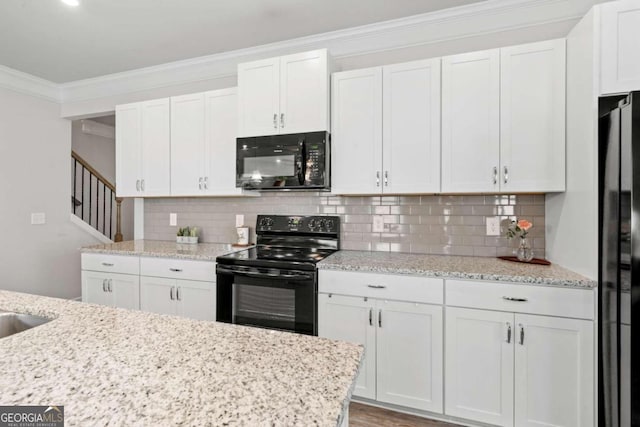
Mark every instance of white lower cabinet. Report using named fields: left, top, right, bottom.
left=82, top=271, right=140, bottom=310
left=140, top=276, right=215, bottom=321
left=445, top=307, right=594, bottom=427
left=318, top=293, right=444, bottom=413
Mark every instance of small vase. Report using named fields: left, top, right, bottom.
left=516, top=237, right=534, bottom=262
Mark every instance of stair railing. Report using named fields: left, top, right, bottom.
left=71, top=151, right=123, bottom=242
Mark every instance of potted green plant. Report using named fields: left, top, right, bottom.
left=177, top=226, right=199, bottom=244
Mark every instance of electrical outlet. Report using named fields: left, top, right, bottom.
left=31, top=213, right=46, bottom=225
left=236, top=214, right=245, bottom=227
left=486, top=216, right=500, bottom=236
left=169, top=213, right=177, bottom=227
left=372, top=215, right=385, bottom=233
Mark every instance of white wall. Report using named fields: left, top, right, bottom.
left=545, top=8, right=599, bottom=279
left=0, top=87, right=103, bottom=299
left=71, top=120, right=134, bottom=240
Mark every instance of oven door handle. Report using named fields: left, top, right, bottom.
left=217, top=266, right=313, bottom=281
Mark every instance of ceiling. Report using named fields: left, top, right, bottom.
left=0, top=0, right=486, bottom=83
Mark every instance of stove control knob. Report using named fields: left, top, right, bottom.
left=319, top=219, right=326, bottom=229
left=308, top=219, right=316, bottom=229
left=325, top=219, right=334, bottom=230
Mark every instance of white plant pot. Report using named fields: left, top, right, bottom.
left=176, top=236, right=198, bottom=244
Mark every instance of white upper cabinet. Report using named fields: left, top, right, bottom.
left=331, top=67, right=383, bottom=195
left=238, top=49, right=330, bottom=137
left=171, top=93, right=205, bottom=196
left=203, top=88, right=239, bottom=195
left=115, top=103, right=142, bottom=198
left=500, top=39, right=566, bottom=192
left=170, top=88, right=241, bottom=196
left=383, top=59, right=441, bottom=194
left=279, top=50, right=330, bottom=134
left=237, top=57, right=281, bottom=137
left=116, top=98, right=171, bottom=197
left=441, top=49, right=501, bottom=193
left=600, top=0, right=640, bottom=94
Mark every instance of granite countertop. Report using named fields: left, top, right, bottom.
left=318, top=251, right=596, bottom=289
left=81, top=240, right=250, bottom=261
left=0, top=291, right=362, bottom=426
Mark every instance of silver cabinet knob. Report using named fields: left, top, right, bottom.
left=280, top=113, right=285, bottom=128
left=493, top=167, right=498, bottom=185
left=199, top=177, right=203, bottom=190
left=204, top=177, right=208, bottom=190
left=506, top=322, right=512, bottom=343
left=136, top=180, right=141, bottom=191
left=376, top=171, right=380, bottom=187
left=384, top=171, right=389, bottom=187
left=519, top=324, right=525, bottom=345
left=273, top=113, right=278, bottom=129
left=141, top=179, right=145, bottom=191
left=504, top=166, right=509, bottom=184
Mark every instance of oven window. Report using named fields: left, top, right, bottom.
left=243, top=155, right=295, bottom=179
left=233, top=283, right=296, bottom=330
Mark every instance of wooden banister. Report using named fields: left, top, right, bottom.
left=71, top=151, right=115, bottom=192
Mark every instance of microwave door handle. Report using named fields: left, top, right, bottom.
left=298, top=138, right=307, bottom=185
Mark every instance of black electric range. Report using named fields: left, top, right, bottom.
left=216, top=215, right=340, bottom=335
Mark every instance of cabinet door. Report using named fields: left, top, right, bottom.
left=171, top=93, right=205, bottom=196
left=110, top=273, right=140, bottom=310
left=238, top=58, right=280, bottom=137
left=279, top=49, right=329, bottom=134
left=383, top=59, right=441, bottom=194
left=331, top=68, right=383, bottom=195
left=115, top=102, right=142, bottom=197
left=600, top=0, right=640, bottom=94
left=376, top=300, right=443, bottom=413
left=318, top=293, right=376, bottom=399
left=441, top=49, right=500, bottom=193
left=81, top=271, right=113, bottom=307
left=140, top=98, right=171, bottom=196
left=500, top=39, right=566, bottom=192
left=445, top=307, right=514, bottom=427
left=514, top=314, right=594, bottom=427
left=176, top=280, right=216, bottom=321
left=140, top=276, right=177, bottom=316
left=203, top=88, right=238, bottom=194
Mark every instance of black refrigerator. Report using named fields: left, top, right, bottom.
left=599, top=91, right=640, bottom=427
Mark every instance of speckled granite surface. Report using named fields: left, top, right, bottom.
left=318, top=251, right=596, bottom=289
left=81, top=240, right=249, bottom=261
left=0, top=291, right=362, bottom=426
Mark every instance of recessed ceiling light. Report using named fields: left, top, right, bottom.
left=61, top=0, right=80, bottom=6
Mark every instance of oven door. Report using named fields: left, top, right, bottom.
left=216, top=265, right=317, bottom=335
left=236, top=134, right=305, bottom=189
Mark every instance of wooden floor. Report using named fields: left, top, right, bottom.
left=349, top=402, right=460, bottom=427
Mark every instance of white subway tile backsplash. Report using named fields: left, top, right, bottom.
left=144, top=192, right=545, bottom=258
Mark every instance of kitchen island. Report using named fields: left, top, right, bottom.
left=0, top=290, right=362, bottom=426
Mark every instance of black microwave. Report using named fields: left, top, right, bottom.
left=236, top=131, right=330, bottom=191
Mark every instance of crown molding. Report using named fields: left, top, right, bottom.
left=0, top=64, right=60, bottom=102
left=2, top=0, right=599, bottom=106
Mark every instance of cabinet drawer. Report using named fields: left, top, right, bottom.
left=140, top=257, right=216, bottom=282
left=445, top=279, right=595, bottom=320
left=319, top=270, right=443, bottom=304
left=81, top=253, right=140, bottom=275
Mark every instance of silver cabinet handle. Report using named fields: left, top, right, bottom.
left=108, top=279, right=113, bottom=293
left=369, top=308, right=373, bottom=326
left=384, top=171, right=389, bottom=186
left=141, top=179, right=145, bottom=191
left=204, top=177, right=208, bottom=190
left=199, top=177, right=203, bottom=190
left=378, top=309, right=382, bottom=328
left=170, top=286, right=175, bottom=301
left=136, top=180, right=141, bottom=191
left=101, top=262, right=114, bottom=267
left=504, top=166, right=509, bottom=184
left=273, top=113, right=278, bottom=129
left=367, top=285, right=386, bottom=289
left=176, top=287, right=181, bottom=301
left=102, top=279, right=107, bottom=292
left=503, top=296, right=528, bottom=302
left=169, top=268, right=183, bottom=272
left=376, top=171, right=380, bottom=187
left=506, top=322, right=512, bottom=343
left=519, top=324, right=525, bottom=345
left=280, top=113, right=285, bottom=128
left=493, top=167, right=498, bottom=185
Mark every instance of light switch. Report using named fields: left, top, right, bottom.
left=236, top=214, right=244, bottom=227
left=486, top=216, right=500, bottom=236
left=169, top=213, right=177, bottom=226
left=372, top=215, right=385, bottom=233
left=31, top=213, right=46, bottom=225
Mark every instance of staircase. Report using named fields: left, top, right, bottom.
left=71, top=151, right=123, bottom=242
